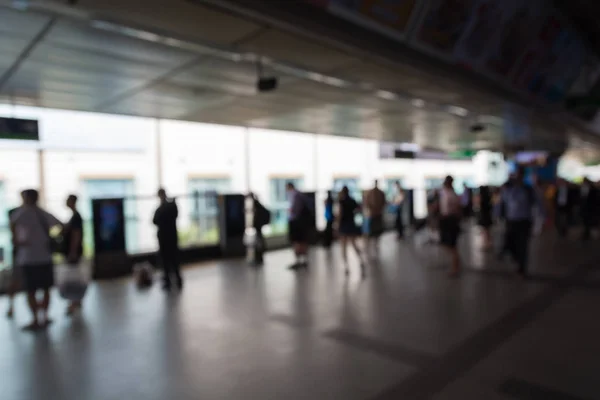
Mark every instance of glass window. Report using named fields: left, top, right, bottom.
left=81, top=179, right=136, bottom=256
left=453, top=176, right=475, bottom=194
left=185, top=178, right=231, bottom=246
left=332, top=178, right=361, bottom=200
left=385, top=178, right=404, bottom=201
left=268, top=178, right=303, bottom=236
left=425, top=177, right=444, bottom=190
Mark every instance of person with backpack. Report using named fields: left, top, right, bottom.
left=248, top=192, right=270, bottom=266
left=502, top=168, right=538, bottom=278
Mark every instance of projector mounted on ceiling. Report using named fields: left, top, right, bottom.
left=256, top=60, right=278, bottom=93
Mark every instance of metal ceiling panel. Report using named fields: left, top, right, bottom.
left=0, top=7, right=50, bottom=37
left=239, top=28, right=359, bottom=73
left=78, top=0, right=262, bottom=45
left=46, top=20, right=199, bottom=67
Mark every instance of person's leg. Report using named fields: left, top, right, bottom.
left=170, top=244, right=183, bottom=288
left=449, top=247, right=460, bottom=277
left=556, top=209, right=567, bottom=236
left=483, top=227, right=492, bottom=249
left=40, top=288, right=51, bottom=325
left=340, top=236, right=350, bottom=274
left=159, top=242, right=172, bottom=289
left=6, top=283, right=15, bottom=318
left=324, top=220, right=333, bottom=248
left=582, top=215, right=591, bottom=240
left=24, top=291, right=39, bottom=330
left=254, top=229, right=265, bottom=264
left=516, top=222, right=531, bottom=277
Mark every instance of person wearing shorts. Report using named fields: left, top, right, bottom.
left=10, top=189, right=62, bottom=331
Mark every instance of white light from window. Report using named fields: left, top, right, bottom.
left=448, top=105, right=469, bottom=117
left=411, top=98, right=425, bottom=108
left=376, top=90, right=397, bottom=100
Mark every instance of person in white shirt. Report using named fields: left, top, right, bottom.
left=10, top=189, right=62, bottom=331
left=438, top=176, right=462, bottom=277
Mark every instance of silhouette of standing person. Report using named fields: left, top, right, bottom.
left=153, top=189, right=182, bottom=291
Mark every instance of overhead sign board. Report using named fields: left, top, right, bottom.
left=0, top=117, right=39, bottom=141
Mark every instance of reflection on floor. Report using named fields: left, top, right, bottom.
left=1, top=226, right=600, bottom=400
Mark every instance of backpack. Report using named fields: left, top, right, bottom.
left=255, top=201, right=271, bottom=227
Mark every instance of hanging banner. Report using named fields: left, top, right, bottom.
left=481, top=0, right=545, bottom=79
left=451, top=0, right=507, bottom=70
left=511, top=13, right=577, bottom=101
left=328, top=0, right=420, bottom=40
left=413, top=0, right=476, bottom=54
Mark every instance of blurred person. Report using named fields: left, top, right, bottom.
left=477, top=186, right=493, bottom=249
left=425, top=189, right=441, bottom=245
left=503, top=168, right=537, bottom=278
left=579, top=178, right=598, bottom=241
left=5, top=190, right=26, bottom=319
left=323, top=191, right=334, bottom=248
left=460, top=183, right=473, bottom=219
left=248, top=192, right=270, bottom=266
left=286, top=182, right=311, bottom=270
left=531, top=176, right=547, bottom=236
left=153, top=188, right=182, bottom=291
left=439, top=176, right=462, bottom=277
left=336, top=186, right=366, bottom=277
left=363, top=180, right=386, bottom=258
left=10, top=189, right=62, bottom=330
left=554, top=178, right=574, bottom=237
left=63, top=195, right=84, bottom=316
left=393, top=182, right=405, bottom=240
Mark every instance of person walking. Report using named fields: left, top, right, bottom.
left=503, top=168, right=537, bottom=278
left=393, top=182, right=405, bottom=240
left=286, top=182, right=310, bottom=270
left=248, top=192, right=270, bottom=266
left=10, top=189, right=62, bottom=331
left=363, top=180, right=386, bottom=258
left=579, top=178, right=598, bottom=241
left=153, top=189, right=182, bottom=291
left=439, top=176, right=462, bottom=277
left=336, top=186, right=366, bottom=277
left=62, top=194, right=84, bottom=316
left=323, top=191, right=334, bottom=248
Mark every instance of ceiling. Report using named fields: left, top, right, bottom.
left=0, top=0, right=596, bottom=157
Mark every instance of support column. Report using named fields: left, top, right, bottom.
left=155, top=119, right=163, bottom=189
left=37, top=147, right=46, bottom=206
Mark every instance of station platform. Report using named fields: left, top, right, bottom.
left=1, top=227, right=599, bottom=400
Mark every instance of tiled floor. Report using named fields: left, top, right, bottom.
left=1, top=226, right=599, bottom=400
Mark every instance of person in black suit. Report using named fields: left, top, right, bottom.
left=579, top=178, right=598, bottom=241
left=555, top=179, right=575, bottom=237
left=153, top=188, right=182, bottom=291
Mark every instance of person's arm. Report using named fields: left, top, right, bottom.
left=173, top=201, right=179, bottom=219
left=44, top=211, right=63, bottom=229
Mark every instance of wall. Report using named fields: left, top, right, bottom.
left=0, top=104, right=492, bottom=264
